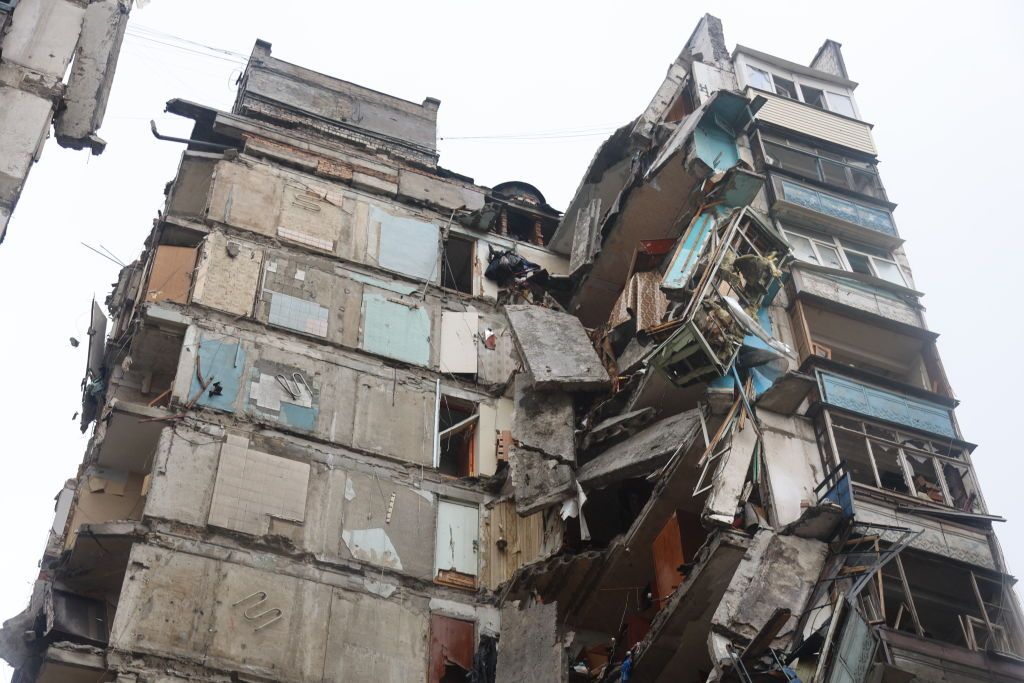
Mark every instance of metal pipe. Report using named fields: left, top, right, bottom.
left=150, top=120, right=234, bottom=151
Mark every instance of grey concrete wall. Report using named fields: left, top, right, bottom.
left=110, top=543, right=432, bottom=682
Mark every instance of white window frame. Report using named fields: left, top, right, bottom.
left=737, top=55, right=861, bottom=120
left=783, top=228, right=908, bottom=286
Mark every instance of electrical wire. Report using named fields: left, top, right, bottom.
left=121, top=26, right=622, bottom=143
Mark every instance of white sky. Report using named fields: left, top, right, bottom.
left=2, top=2, right=1022, bottom=677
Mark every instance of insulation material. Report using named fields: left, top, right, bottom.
left=360, top=292, right=431, bottom=366
left=435, top=499, right=479, bottom=577
left=208, top=434, right=310, bottom=536
left=372, top=206, right=440, bottom=281
left=191, top=232, right=262, bottom=316
left=266, top=290, right=329, bottom=337
left=505, top=305, right=609, bottom=392
left=607, top=270, right=669, bottom=331
left=189, top=337, right=246, bottom=413
left=145, top=245, right=196, bottom=305
left=440, top=311, right=479, bottom=374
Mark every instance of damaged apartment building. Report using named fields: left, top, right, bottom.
left=2, top=11, right=1023, bottom=683
left=0, top=0, right=132, bottom=243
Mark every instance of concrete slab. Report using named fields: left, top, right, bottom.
left=505, top=305, right=609, bottom=392
left=513, top=374, right=575, bottom=462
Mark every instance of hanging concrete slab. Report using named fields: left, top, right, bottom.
left=577, top=409, right=701, bottom=490
left=513, top=375, right=575, bottom=462
left=505, top=305, right=609, bottom=392
left=509, top=447, right=575, bottom=516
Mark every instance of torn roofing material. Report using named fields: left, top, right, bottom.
left=505, top=305, right=610, bottom=392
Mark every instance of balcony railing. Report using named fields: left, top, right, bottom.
left=817, top=370, right=957, bottom=439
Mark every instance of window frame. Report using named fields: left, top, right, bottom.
left=820, top=410, right=983, bottom=513
left=740, top=59, right=861, bottom=120
left=869, top=552, right=1023, bottom=656
left=760, top=133, right=886, bottom=200
left=783, top=227, right=907, bottom=286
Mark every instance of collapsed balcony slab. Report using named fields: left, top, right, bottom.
left=505, top=305, right=610, bottom=392
left=577, top=409, right=702, bottom=490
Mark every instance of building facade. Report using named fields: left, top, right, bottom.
left=2, top=13, right=1022, bottom=683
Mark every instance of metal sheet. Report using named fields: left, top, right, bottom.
left=439, top=311, right=478, bottom=374
left=85, top=299, right=107, bottom=382
left=360, top=292, right=431, bottom=366
left=818, top=371, right=956, bottom=438
left=373, top=206, right=440, bottom=281
left=661, top=212, right=716, bottom=290
left=434, top=500, right=479, bottom=576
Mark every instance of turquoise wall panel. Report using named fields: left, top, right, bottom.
left=820, top=371, right=955, bottom=438
left=361, top=292, right=431, bottom=366
left=372, top=207, right=440, bottom=282
left=191, top=338, right=245, bottom=412
left=694, top=122, right=740, bottom=172
left=662, top=212, right=716, bottom=290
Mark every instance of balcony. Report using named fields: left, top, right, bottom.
left=770, top=175, right=900, bottom=248
left=817, top=369, right=957, bottom=439
left=789, top=263, right=926, bottom=330
left=747, top=87, right=877, bottom=156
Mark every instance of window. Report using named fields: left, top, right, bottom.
left=801, top=84, right=827, bottom=109
left=874, top=551, right=1021, bottom=655
left=826, top=92, right=857, bottom=117
left=823, top=412, right=982, bottom=511
left=437, top=396, right=478, bottom=477
left=746, top=65, right=773, bottom=90
left=761, top=134, right=886, bottom=199
left=442, top=236, right=475, bottom=294
left=773, top=75, right=798, bottom=100
left=783, top=228, right=907, bottom=286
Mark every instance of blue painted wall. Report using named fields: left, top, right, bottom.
left=190, top=338, right=245, bottom=412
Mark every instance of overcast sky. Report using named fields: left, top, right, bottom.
left=2, top=1, right=1022, bottom=677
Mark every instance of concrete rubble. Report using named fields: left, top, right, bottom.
left=0, top=0, right=133, bottom=242
left=2, top=11, right=1023, bottom=683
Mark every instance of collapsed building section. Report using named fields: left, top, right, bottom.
left=2, top=12, right=1023, bottom=683
left=0, top=0, right=133, bottom=243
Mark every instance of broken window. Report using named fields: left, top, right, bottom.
left=437, top=396, right=478, bottom=477
left=745, top=65, right=773, bottom=91
left=877, top=551, right=1022, bottom=655
left=761, top=134, right=886, bottom=200
left=821, top=412, right=982, bottom=511
left=773, top=75, right=798, bottom=100
left=801, top=84, right=827, bottom=109
left=442, top=235, right=475, bottom=294
left=434, top=499, right=479, bottom=587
